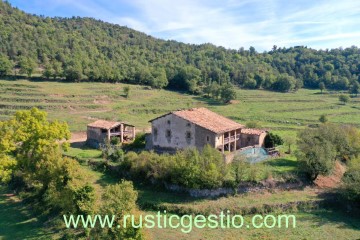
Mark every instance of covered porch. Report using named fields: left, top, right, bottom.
left=107, top=123, right=136, bottom=142
left=217, top=128, right=242, bottom=153
left=87, top=120, right=136, bottom=148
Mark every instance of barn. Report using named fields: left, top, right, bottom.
left=86, top=120, right=135, bottom=148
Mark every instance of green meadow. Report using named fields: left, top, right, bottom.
left=0, top=79, right=359, bottom=135
left=1, top=79, right=360, bottom=239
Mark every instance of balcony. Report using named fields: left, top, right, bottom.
left=109, top=132, right=121, bottom=136
left=109, top=130, right=134, bottom=137
left=224, top=134, right=241, bottom=144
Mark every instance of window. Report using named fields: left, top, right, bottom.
left=166, top=130, right=172, bottom=138
left=167, top=120, right=171, bottom=125
left=186, top=131, right=191, bottom=139
left=186, top=122, right=191, bottom=127
left=206, top=136, right=210, bottom=142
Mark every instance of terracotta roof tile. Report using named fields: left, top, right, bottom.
left=87, top=120, right=121, bottom=130
left=168, top=108, right=244, bottom=133
left=241, top=128, right=267, bottom=135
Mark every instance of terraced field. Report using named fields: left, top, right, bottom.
left=0, top=79, right=359, bottom=137
left=2, top=78, right=360, bottom=240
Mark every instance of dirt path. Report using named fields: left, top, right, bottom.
left=70, top=132, right=87, bottom=143
left=314, top=161, right=346, bottom=188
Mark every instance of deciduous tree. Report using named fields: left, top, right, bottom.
left=339, top=94, right=350, bottom=105
left=0, top=54, right=13, bottom=76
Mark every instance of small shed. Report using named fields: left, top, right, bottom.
left=240, top=128, right=267, bottom=148
left=86, top=120, right=135, bottom=148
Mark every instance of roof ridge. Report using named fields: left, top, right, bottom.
left=172, top=107, right=244, bottom=133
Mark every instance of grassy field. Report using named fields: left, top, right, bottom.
left=0, top=79, right=359, bottom=135
left=144, top=209, right=360, bottom=240
left=1, top=78, right=360, bottom=239
left=64, top=146, right=102, bottom=161
left=0, top=187, right=53, bottom=239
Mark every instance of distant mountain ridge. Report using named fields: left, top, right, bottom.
left=0, top=1, right=359, bottom=94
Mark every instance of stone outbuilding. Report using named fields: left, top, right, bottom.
left=86, top=120, right=135, bottom=148
left=240, top=128, right=267, bottom=148
left=148, top=108, right=267, bottom=153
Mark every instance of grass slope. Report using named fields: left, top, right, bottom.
left=144, top=209, right=360, bottom=240
left=0, top=187, right=53, bottom=240
left=0, top=79, right=359, bottom=134
left=1, top=168, right=360, bottom=240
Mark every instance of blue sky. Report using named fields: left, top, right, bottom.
left=7, top=0, right=360, bottom=51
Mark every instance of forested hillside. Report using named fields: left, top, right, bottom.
left=0, top=1, right=359, bottom=94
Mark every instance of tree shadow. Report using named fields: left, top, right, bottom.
left=70, top=141, right=87, bottom=148
left=266, top=158, right=298, bottom=169
left=307, top=191, right=360, bottom=231
left=0, top=188, right=54, bottom=239
left=135, top=183, right=200, bottom=207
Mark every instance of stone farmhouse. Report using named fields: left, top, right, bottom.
left=86, top=120, right=136, bottom=148
left=148, top=108, right=267, bottom=154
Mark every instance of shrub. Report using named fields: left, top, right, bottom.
left=271, top=74, right=296, bottom=92
left=319, top=114, right=328, bottom=123
left=121, top=145, right=232, bottom=189
left=110, top=136, right=121, bottom=146
left=91, top=181, right=143, bottom=240
left=232, top=156, right=250, bottom=183
left=297, top=124, right=360, bottom=180
left=342, top=158, right=360, bottom=204
left=127, top=133, right=146, bottom=150
left=108, top=149, right=124, bottom=163
left=264, top=132, right=284, bottom=148
left=339, top=94, right=350, bottom=104
left=123, top=86, right=130, bottom=98
left=245, top=121, right=262, bottom=128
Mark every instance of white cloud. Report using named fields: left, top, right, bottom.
left=23, top=0, right=360, bottom=50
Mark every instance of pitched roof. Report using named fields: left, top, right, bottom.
left=150, top=108, right=244, bottom=134
left=87, top=120, right=122, bottom=130
left=241, top=128, right=267, bottom=135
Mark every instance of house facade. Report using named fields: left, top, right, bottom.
left=86, top=120, right=135, bottom=148
left=149, top=108, right=266, bottom=153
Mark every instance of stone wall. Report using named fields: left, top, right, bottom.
left=240, top=133, right=258, bottom=148
left=164, top=179, right=306, bottom=198
left=258, top=132, right=267, bottom=147
left=194, top=124, right=217, bottom=149
left=86, top=126, right=107, bottom=148
left=151, top=114, right=195, bottom=150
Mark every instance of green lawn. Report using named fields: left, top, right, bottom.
left=63, top=147, right=102, bottom=160
left=264, top=156, right=299, bottom=175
